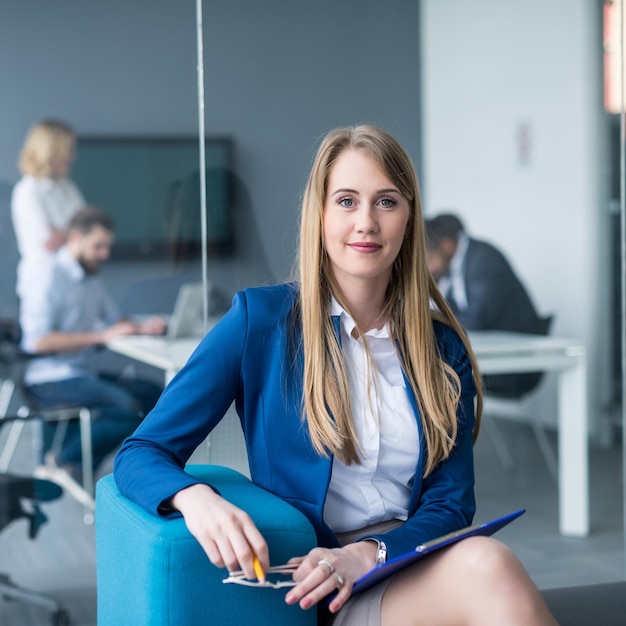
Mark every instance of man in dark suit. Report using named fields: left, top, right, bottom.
left=424, top=213, right=548, bottom=396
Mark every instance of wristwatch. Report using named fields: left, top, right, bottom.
left=366, top=538, right=388, bottom=565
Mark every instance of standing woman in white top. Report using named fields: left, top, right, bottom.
left=11, top=119, right=85, bottom=298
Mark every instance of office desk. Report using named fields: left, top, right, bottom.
left=107, top=336, right=200, bottom=384
left=108, top=330, right=589, bottom=537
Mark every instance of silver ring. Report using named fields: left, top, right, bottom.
left=334, top=572, right=344, bottom=588
left=317, top=559, right=334, bottom=575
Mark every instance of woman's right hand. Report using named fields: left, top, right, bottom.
left=171, top=483, right=269, bottom=581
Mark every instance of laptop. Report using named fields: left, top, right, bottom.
left=166, top=283, right=207, bottom=339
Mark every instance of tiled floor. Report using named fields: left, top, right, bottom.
left=474, top=419, right=624, bottom=590
left=0, top=413, right=623, bottom=625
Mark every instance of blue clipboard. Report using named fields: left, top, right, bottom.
left=350, top=508, right=526, bottom=597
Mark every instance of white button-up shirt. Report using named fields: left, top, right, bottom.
left=436, top=232, right=469, bottom=311
left=323, top=299, right=420, bottom=533
left=11, top=175, right=85, bottom=298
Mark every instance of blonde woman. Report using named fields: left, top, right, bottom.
left=11, top=118, right=85, bottom=298
left=114, top=125, right=558, bottom=625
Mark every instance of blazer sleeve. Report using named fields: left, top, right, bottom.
left=457, top=243, right=515, bottom=330
left=113, top=291, right=251, bottom=515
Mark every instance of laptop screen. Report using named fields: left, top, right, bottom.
left=166, top=283, right=206, bottom=339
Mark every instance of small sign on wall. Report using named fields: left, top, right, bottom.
left=516, top=120, right=532, bottom=167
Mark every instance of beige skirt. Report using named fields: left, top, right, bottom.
left=321, top=576, right=393, bottom=626
left=320, top=519, right=404, bottom=626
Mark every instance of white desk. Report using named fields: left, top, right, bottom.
left=108, top=336, right=200, bottom=384
left=108, top=330, right=589, bottom=537
left=468, top=331, right=588, bottom=537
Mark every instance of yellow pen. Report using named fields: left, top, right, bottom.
left=252, top=553, right=266, bottom=583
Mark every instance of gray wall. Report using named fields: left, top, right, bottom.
left=0, top=0, right=422, bottom=315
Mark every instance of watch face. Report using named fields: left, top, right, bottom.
left=376, top=541, right=388, bottom=564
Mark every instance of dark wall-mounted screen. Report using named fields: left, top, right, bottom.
left=72, top=136, right=235, bottom=260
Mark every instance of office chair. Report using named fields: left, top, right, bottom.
left=0, top=320, right=96, bottom=521
left=481, top=315, right=558, bottom=481
left=0, top=469, right=71, bottom=625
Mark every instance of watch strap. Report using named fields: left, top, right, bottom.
left=364, top=538, right=388, bottom=565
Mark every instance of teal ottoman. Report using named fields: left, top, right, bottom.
left=96, top=465, right=317, bottom=626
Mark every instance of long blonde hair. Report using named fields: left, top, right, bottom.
left=296, top=125, right=482, bottom=476
left=18, top=118, right=75, bottom=178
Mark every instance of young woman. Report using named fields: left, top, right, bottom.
left=11, top=118, right=85, bottom=298
left=114, top=125, right=558, bottom=625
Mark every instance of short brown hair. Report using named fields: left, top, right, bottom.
left=68, top=206, right=115, bottom=235
left=424, top=213, right=465, bottom=249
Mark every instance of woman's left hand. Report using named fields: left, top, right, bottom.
left=284, top=542, right=377, bottom=614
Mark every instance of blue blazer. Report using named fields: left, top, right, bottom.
left=114, top=283, right=477, bottom=560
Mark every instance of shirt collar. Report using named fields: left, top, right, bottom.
left=57, top=245, right=86, bottom=281
left=449, top=232, right=469, bottom=275
left=329, top=296, right=390, bottom=340
left=27, top=175, right=65, bottom=190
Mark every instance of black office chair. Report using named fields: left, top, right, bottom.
left=0, top=469, right=71, bottom=625
left=0, top=320, right=96, bottom=521
left=481, top=315, right=558, bottom=481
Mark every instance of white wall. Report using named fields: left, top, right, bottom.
left=421, top=0, right=611, bottom=437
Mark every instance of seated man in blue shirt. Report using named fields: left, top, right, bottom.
left=19, top=206, right=166, bottom=493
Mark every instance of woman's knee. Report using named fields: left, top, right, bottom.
left=446, top=536, right=520, bottom=582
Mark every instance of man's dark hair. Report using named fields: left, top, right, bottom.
left=424, top=213, right=465, bottom=249
left=68, top=206, right=115, bottom=234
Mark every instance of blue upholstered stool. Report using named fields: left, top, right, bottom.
left=96, top=465, right=318, bottom=626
